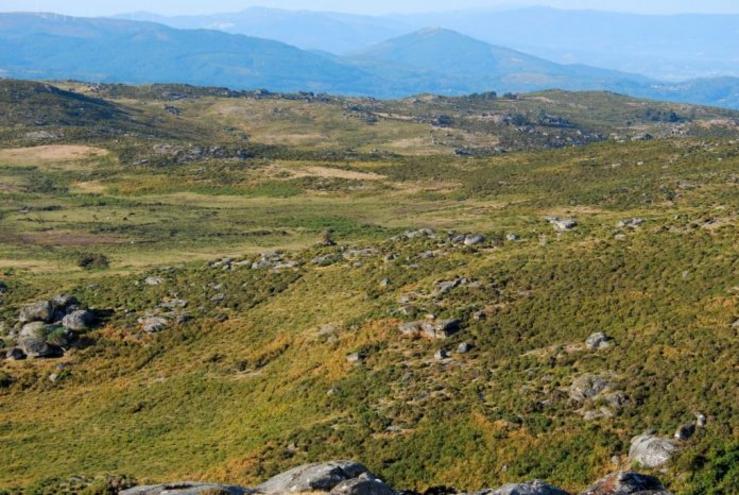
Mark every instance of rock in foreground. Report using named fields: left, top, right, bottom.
left=257, top=460, right=371, bottom=494
left=121, top=483, right=254, bottom=495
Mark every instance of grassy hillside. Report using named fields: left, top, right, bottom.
left=0, top=81, right=737, bottom=495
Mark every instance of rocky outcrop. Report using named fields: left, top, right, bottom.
left=329, top=473, right=395, bottom=495
left=121, top=461, right=673, bottom=495
left=257, top=460, right=371, bottom=494
left=580, top=472, right=670, bottom=495
left=629, top=434, right=678, bottom=468
left=476, top=480, right=569, bottom=495
left=399, top=319, right=461, bottom=340
left=585, top=332, right=612, bottom=351
left=121, top=482, right=254, bottom=495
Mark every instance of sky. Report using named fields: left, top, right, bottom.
left=2, top=0, right=739, bottom=16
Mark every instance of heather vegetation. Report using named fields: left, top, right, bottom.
left=0, top=80, right=737, bottom=495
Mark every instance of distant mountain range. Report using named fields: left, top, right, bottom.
left=1, top=12, right=738, bottom=109
left=119, top=6, right=739, bottom=81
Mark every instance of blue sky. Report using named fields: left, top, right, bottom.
left=2, top=0, right=739, bottom=15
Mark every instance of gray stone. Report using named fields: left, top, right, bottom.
left=629, top=434, right=678, bottom=468
left=121, top=482, right=254, bottom=495
left=62, top=310, right=96, bottom=331
left=346, top=353, right=363, bottom=364
left=506, top=234, right=519, bottom=241
left=144, top=276, right=164, bottom=286
left=674, top=423, right=696, bottom=441
left=464, top=234, right=486, bottom=246
left=257, top=460, right=370, bottom=494
left=585, top=332, right=612, bottom=350
left=569, top=374, right=612, bottom=402
left=18, top=322, right=64, bottom=358
left=434, top=349, right=449, bottom=360
left=6, top=347, right=26, bottom=360
left=139, top=317, right=169, bottom=333
left=546, top=217, right=577, bottom=232
left=19, top=300, right=54, bottom=323
left=399, top=319, right=460, bottom=340
left=580, top=471, right=669, bottom=495
left=695, top=413, right=707, bottom=428
left=479, top=480, right=569, bottom=495
left=617, top=218, right=645, bottom=229
left=457, top=342, right=472, bottom=354
left=329, top=474, right=395, bottom=495
left=434, top=277, right=467, bottom=296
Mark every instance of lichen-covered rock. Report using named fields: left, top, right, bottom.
left=580, top=471, right=669, bottom=495
left=139, top=317, right=169, bottom=333
left=257, top=460, right=370, bottom=494
left=18, top=322, right=64, bottom=358
left=585, top=332, right=612, bottom=350
left=62, top=310, right=96, bottom=331
left=477, top=480, right=569, bottom=495
left=569, top=374, right=612, bottom=402
left=19, top=300, right=54, bottom=323
left=398, top=319, right=460, bottom=340
left=329, top=473, right=395, bottom=495
left=121, top=482, right=254, bottom=495
left=629, top=434, right=678, bottom=468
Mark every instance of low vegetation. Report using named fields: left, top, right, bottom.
left=0, top=80, right=737, bottom=494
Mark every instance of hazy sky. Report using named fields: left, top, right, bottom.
left=2, top=0, right=739, bottom=16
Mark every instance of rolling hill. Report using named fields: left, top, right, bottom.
left=1, top=13, right=739, bottom=108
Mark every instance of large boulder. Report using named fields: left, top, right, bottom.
left=478, top=480, right=569, bottom=495
left=19, top=300, right=54, bottom=323
left=18, top=322, right=64, bottom=358
left=629, top=434, right=678, bottom=468
left=585, top=332, right=612, bottom=351
left=329, top=473, right=395, bottom=495
left=257, top=460, right=370, bottom=494
left=399, top=320, right=460, bottom=340
left=579, top=472, right=669, bottom=495
left=569, top=374, right=612, bottom=402
left=62, top=309, right=96, bottom=331
left=121, top=482, right=254, bottom=495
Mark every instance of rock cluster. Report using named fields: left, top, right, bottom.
left=121, top=461, right=674, bottom=495
left=4, top=294, right=97, bottom=360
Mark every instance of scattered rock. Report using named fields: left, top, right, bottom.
left=139, top=317, right=169, bottom=333
left=18, top=322, right=65, bottom=358
left=569, top=374, right=612, bottom=402
left=464, top=234, right=485, bottom=246
left=330, top=473, right=395, bottom=495
left=5, top=347, right=26, bottom=360
left=457, top=342, right=472, bottom=354
left=580, top=471, right=669, bottom=495
left=144, top=276, right=164, bottom=286
left=506, top=234, right=519, bottom=241
left=480, top=480, right=569, bottom=495
left=19, top=300, right=54, bottom=323
left=346, top=353, right=363, bottom=364
left=121, top=483, right=254, bottom=495
left=585, top=332, right=612, bottom=351
left=617, top=218, right=645, bottom=229
left=399, top=319, right=460, bottom=340
left=629, top=434, right=678, bottom=468
left=62, top=310, right=96, bottom=331
left=695, top=413, right=707, bottom=428
left=257, top=460, right=370, bottom=494
left=434, top=349, right=449, bottom=361
left=546, top=217, right=577, bottom=232
left=434, top=277, right=467, bottom=296
left=674, top=423, right=695, bottom=441
left=0, top=281, right=7, bottom=293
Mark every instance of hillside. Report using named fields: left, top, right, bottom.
left=0, top=80, right=737, bottom=494
left=2, top=13, right=739, bottom=109
left=348, top=28, right=649, bottom=94
left=0, top=13, right=380, bottom=95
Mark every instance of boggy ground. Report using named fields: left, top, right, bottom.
left=0, top=81, right=737, bottom=495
